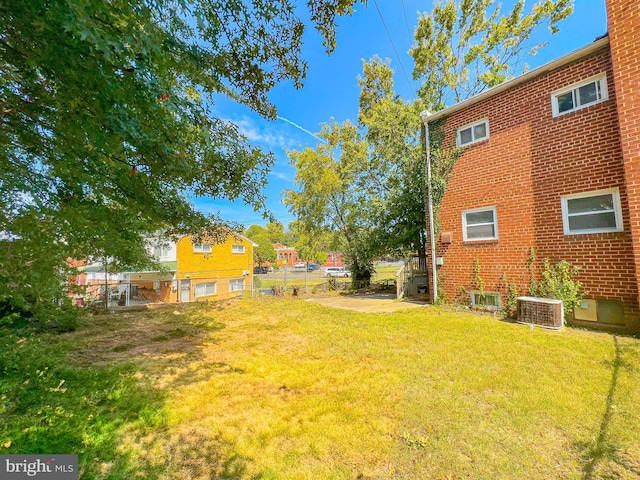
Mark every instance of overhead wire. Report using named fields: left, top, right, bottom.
left=400, top=0, right=414, bottom=45
left=371, top=0, right=418, bottom=100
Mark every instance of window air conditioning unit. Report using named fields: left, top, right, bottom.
left=517, top=296, right=564, bottom=329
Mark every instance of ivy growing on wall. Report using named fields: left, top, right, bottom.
left=425, top=116, right=464, bottom=237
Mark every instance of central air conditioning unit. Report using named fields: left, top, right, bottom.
left=517, top=296, right=564, bottom=329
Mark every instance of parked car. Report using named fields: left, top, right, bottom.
left=253, top=266, right=269, bottom=274
left=307, top=263, right=320, bottom=272
left=325, top=267, right=351, bottom=278
left=294, top=261, right=306, bottom=269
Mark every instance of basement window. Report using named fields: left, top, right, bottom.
left=195, top=282, right=216, bottom=297
left=470, top=291, right=501, bottom=310
left=551, top=73, right=608, bottom=117
left=462, top=207, right=498, bottom=241
left=230, top=279, right=245, bottom=292
left=561, top=188, right=623, bottom=235
left=457, top=119, right=489, bottom=147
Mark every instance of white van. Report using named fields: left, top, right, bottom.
left=324, top=267, right=351, bottom=278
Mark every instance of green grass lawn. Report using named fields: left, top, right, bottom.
left=254, top=276, right=329, bottom=290
left=2, top=299, right=639, bottom=479
left=372, top=264, right=400, bottom=281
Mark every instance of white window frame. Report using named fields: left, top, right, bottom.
left=232, top=244, right=245, bottom=254
left=456, top=119, right=489, bottom=147
left=462, top=206, right=498, bottom=241
left=194, top=282, right=217, bottom=297
left=561, top=188, right=623, bottom=235
left=193, top=243, right=212, bottom=253
left=551, top=73, right=608, bottom=117
left=153, top=244, right=171, bottom=260
left=229, top=279, right=245, bottom=292
left=470, top=291, right=501, bottom=310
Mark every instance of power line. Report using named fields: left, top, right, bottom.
left=371, top=0, right=417, bottom=100
left=400, top=0, right=414, bottom=45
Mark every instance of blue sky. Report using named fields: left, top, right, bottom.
left=195, top=0, right=608, bottom=229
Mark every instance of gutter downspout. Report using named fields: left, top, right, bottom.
left=420, top=110, right=438, bottom=304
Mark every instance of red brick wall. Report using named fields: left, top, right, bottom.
left=607, top=0, right=640, bottom=331
left=429, top=44, right=639, bottom=328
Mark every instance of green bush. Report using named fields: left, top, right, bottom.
left=0, top=239, right=79, bottom=332
left=501, top=274, right=520, bottom=319
left=536, top=259, right=585, bottom=320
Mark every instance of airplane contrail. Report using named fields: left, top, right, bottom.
left=277, top=116, right=325, bottom=143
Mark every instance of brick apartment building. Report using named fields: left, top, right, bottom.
left=272, top=243, right=299, bottom=267
left=421, top=0, right=640, bottom=332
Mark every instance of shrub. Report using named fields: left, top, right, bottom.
left=536, top=259, right=585, bottom=320
left=501, top=274, right=520, bottom=319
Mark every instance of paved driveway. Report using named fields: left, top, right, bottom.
left=307, top=293, right=427, bottom=314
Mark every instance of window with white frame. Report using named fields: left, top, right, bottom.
left=229, top=279, right=245, bottom=292
left=193, top=243, right=212, bottom=253
left=462, top=207, right=498, bottom=241
left=470, top=291, right=501, bottom=310
left=153, top=244, right=171, bottom=259
left=551, top=73, right=608, bottom=117
left=232, top=244, right=245, bottom=254
left=561, top=188, right=623, bottom=235
left=194, top=282, right=217, bottom=297
left=457, top=119, right=489, bottom=147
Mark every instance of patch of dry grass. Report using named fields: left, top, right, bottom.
left=3, top=298, right=640, bottom=479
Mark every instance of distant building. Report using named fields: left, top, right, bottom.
left=272, top=243, right=299, bottom=267
left=74, top=233, right=256, bottom=306
left=323, top=252, right=346, bottom=268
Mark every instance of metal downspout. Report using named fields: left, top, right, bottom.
left=421, top=110, right=438, bottom=303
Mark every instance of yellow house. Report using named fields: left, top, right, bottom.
left=121, top=232, right=256, bottom=304
left=75, top=232, right=256, bottom=306
left=172, top=234, right=256, bottom=303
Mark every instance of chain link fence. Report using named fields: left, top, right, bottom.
left=252, top=263, right=401, bottom=297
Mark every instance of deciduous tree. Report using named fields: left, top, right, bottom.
left=252, top=235, right=277, bottom=267
left=283, top=121, right=378, bottom=284
left=0, top=0, right=359, bottom=323
left=411, top=0, right=573, bottom=110
left=286, top=0, right=573, bottom=290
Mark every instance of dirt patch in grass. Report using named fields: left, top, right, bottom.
left=66, top=305, right=225, bottom=367
left=307, top=292, right=427, bottom=313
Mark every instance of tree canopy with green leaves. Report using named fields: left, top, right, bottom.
left=245, top=223, right=285, bottom=245
left=287, top=221, right=329, bottom=266
left=411, top=0, right=573, bottom=110
left=252, top=235, right=278, bottom=266
left=357, top=57, right=428, bottom=260
left=243, top=225, right=277, bottom=266
left=283, top=121, right=380, bottom=283
left=285, top=0, right=573, bottom=282
left=0, top=0, right=359, bottom=324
